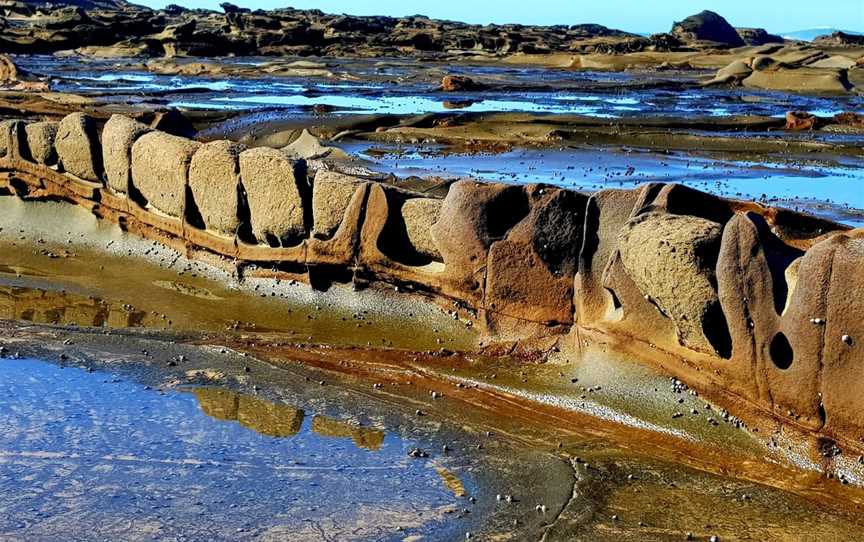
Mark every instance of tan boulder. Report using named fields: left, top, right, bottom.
left=23, top=122, right=58, bottom=166
left=0, top=119, right=24, bottom=159
left=239, top=147, right=306, bottom=245
left=705, top=59, right=752, bottom=85
left=808, top=55, right=857, bottom=70
left=131, top=131, right=200, bottom=217
left=618, top=211, right=727, bottom=355
left=102, top=115, right=152, bottom=195
left=401, top=198, right=443, bottom=261
left=283, top=129, right=350, bottom=161
left=743, top=68, right=852, bottom=93
left=834, top=112, right=864, bottom=128
left=0, top=54, right=18, bottom=84
left=188, top=140, right=246, bottom=236
left=311, top=170, right=364, bottom=239
left=55, top=113, right=103, bottom=182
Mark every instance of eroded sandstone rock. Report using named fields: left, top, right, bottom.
left=238, top=147, right=306, bottom=245
left=0, top=119, right=24, bottom=159
left=441, top=75, right=485, bottom=92
left=401, top=198, right=442, bottom=262
left=55, top=113, right=102, bottom=183
left=785, top=111, right=820, bottom=131
left=102, top=115, right=151, bottom=195
left=311, top=170, right=364, bottom=240
left=618, top=211, right=727, bottom=355
left=23, top=122, right=58, bottom=166
left=485, top=187, right=586, bottom=330
left=188, top=140, right=246, bottom=236
left=743, top=68, right=852, bottom=93
left=131, top=131, right=200, bottom=217
left=716, top=212, right=803, bottom=402
left=431, top=180, right=529, bottom=285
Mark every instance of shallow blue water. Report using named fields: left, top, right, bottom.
left=344, top=142, right=864, bottom=226
left=0, top=358, right=463, bottom=541
left=17, top=55, right=864, bottom=119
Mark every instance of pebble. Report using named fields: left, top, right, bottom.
left=842, top=335, right=854, bottom=346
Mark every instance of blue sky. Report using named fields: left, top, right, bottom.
left=135, top=1, right=864, bottom=34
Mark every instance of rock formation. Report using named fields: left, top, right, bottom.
left=1, top=110, right=864, bottom=454
left=671, top=11, right=745, bottom=48
left=0, top=1, right=635, bottom=58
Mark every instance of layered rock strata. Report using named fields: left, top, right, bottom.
left=1, top=112, right=863, bottom=452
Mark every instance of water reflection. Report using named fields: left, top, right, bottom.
left=194, top=388, right=305, bottom=438
left=311, top=416, right=386, bottom=452
left=0, top=285, right=151, bottom=329
left=0, top=358, right=464, bottom=541
left=193, top=388, right=387, bottom=450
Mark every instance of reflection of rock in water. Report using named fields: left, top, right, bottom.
left=193, top=388, right=304, bottom=438
left=0, top=286, right=148, bottom=328
left=194, top=388, right=385, bottom=448
left=311, top=416, right=386, bottom=451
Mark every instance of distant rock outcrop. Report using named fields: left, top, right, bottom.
left=0, top=1, right=635, bottom=58
left=736, top=27, right=784, bottom=46
left=813, top=31, right=864, bottom=47
left=671, top=10, right=745, bottom=47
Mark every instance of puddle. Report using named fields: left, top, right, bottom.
left=0, top=358, right=469, bottom=541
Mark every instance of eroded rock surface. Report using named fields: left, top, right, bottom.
left=3, top=111, right=864, bottom=451
left=238, top=147, right=306, bottom=245
left=55, top=113, right=102, bottom=183
left=103, top=115, right=151, bottom=195
left=618, top=212, right=726, bottom=355
left=188, top=140, right=246, bottom=236
left=131, top=131, right=200, bottom=217
left=23, top=121, right=58, bottom=166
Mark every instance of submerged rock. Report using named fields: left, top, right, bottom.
left=441, top=75, right=486, bottom=92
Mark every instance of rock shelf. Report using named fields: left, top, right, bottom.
left=2, top=111, right=864, bottom=450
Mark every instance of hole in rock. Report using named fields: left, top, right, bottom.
left=485, top=188, right=530, bottom=240
left=769, top=332, right=794, bottom=370
left=377, top=194, right=438, bottom=267
left=235, top=182, right=256, bottom=245
left=703, top=302, right=733, bottom=359
left=184, top=186, right=205, bottom=230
